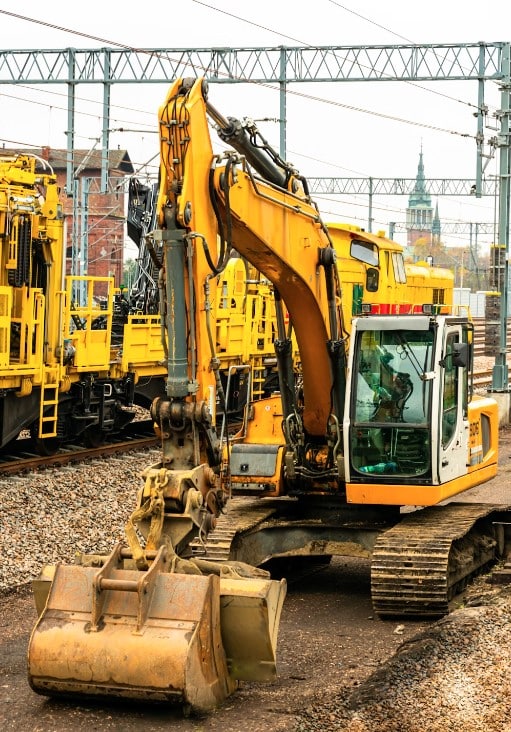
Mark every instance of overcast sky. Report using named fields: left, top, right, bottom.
left=1, top=0, right=510, bottom=256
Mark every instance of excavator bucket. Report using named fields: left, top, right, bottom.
left=28, top=546, right=286, bottom=712
left=220, top=575, right=286, bottom=682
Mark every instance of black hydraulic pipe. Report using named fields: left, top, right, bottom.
left=273, top=289, right=296, bottom=421
left=206, top=99, right=288, bottom=190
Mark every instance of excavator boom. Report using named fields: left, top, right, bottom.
left=28, top=77, right=288, bottom=713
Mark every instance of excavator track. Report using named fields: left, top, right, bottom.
left=191, top=498, right=279, bottom=562
left=371, top=503, right=510, bottom=617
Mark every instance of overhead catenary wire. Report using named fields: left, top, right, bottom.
left=191, top=0, right=494, bottom=116
left=0, top=4, right=499, bottom=255
left=0, top=7, right=488, bottom=151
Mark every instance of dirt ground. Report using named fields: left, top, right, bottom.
left=1, top=558, right=433, bottom=732
left=2, top=428, right=511, bottom=732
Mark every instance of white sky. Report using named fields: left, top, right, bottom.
left=0, top=0, right=510, bottom=258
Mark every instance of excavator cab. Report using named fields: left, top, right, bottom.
left=348, top=317, right=433, bottom=478
left=345, top=312, right=498, bottom=506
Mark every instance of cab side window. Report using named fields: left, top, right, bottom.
left=442, top=334, right=458, bottom=447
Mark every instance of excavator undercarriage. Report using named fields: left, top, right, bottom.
left=191, top=497, right=511, bottom=617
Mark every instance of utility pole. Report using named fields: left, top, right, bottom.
left=491, top=43, right=511, bottom=392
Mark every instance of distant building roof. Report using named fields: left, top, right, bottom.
left=0, top=146, right=134, bottom=174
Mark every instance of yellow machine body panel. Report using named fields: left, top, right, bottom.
left=119, top=314, right=168, bottom=372
left=62, top=276, right=115, bottom=372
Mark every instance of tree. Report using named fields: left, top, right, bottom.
left=123, top=258, right=137, bottom=290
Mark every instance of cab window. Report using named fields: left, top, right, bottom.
left=442, top=334, right=459, bottom=447
left=350, top=239, right=378, bottom=267
left=392, top=252, right=407, bottom=284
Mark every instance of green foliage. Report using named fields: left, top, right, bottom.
left=123, top=258, right=137, bottom=289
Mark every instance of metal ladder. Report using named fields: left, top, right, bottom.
left=38, top=365, right=60, bottom=437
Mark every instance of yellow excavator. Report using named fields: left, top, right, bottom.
left=28, top=77, right=508, bottom=712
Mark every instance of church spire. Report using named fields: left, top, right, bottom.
left=406, top=146, right=434, bottom=248
left=408, top=145, right=432, bottom=207
left=432, top=200, right=441, bottom=243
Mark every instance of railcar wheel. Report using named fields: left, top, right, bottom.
left=29, top=424, right=61, bottom=456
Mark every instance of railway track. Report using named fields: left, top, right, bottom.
left=472, top=318, right=511, bottom=388
left=0, top=420, right=159, bottom=476
left=472, top=331, right=511, bottom=358
left=473, top=369, right=494, bottom=389
left=473, top=339, right=511, bottom=358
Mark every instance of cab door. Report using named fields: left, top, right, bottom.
left=437, top=325, right=469, bottom=484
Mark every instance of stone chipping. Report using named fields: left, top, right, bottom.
left=294, top=585, right=511, bottom=731
left=0, top=448, right=160, bottom=591
left=1, top=444, right=511, bottom=732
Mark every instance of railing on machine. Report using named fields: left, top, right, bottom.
left=62, top=276, right=115, bottom=371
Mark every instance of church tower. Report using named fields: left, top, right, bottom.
left=406, top=147, right=434, bottom=247
left=431, top=201, right=441, bottom=245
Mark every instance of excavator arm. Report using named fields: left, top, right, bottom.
left=153, top=77, right=348, bottom=494
left=28, top=78, right=296, bottom=713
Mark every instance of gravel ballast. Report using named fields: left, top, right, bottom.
left=0, top=448, right=160, bottom=591
left=295, top=585, right=511, bottom=731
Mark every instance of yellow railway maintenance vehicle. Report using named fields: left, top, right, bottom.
left=0, top=153, right=171, bottom=453
left=28, top=78, right=507, bottom=713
